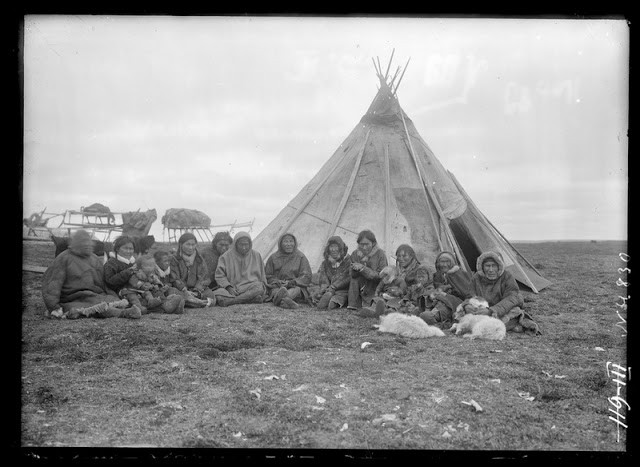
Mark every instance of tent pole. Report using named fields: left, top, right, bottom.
left=393, top=57, right=411, bottom=96
left=399, top=109, right=469, bottom=271
left=383, top=143, right=392, bottom=258
left=400, top=136, right=443, bottom=251
left=326, top=128, right=372, bottom=239
left=384, top=49, right=395, bottom=80
left=262, top=129, right=362, bottom=257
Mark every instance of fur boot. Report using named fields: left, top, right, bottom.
left=161, top=294, right=184, bottom=314
left=121, top=305, right=142, bottom=319
left=280, top=297, right=299, bottom=309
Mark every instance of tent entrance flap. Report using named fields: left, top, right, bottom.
left=449, top=216, right=482, bottom=272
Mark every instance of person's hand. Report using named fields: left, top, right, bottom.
left=226, top=285, right=238, bottom=296
left=50, top=307, right=65, bottom=319
left=447, top=265, right=459, bottom=274
left=477, top=306, right=492, bottom=316
left=351, top=262, right=364, bottom=272
left=286, top=279, right=297, bottom=288
left=327, top=285, right=336, bottom=294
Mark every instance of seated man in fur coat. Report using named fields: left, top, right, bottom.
left=265, top=233, right=313, bottom=310
left=446, top=250, right=541, bottom=335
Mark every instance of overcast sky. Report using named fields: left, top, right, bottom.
left=22, top=15, right=628, bottom=242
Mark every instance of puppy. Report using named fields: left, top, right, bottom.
left=453, top=296, right=491, bottom=321
left=450, top=296, right=506, bottom=340
left=453, top=314, right=506, bottom=340
left=377, top=312, right=445, bottom=339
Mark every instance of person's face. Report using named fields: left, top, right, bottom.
left=396, top=249, right=412, bottom=267
left=181, top=239, right=197, bottom=256
left=215, top=240, right=230, bottom=255
left=75, top=238, right=94, bottom=257
left=141, top=261, right=155, bottom=275
left=118, top=242, right=135, bottom=259
left=328, top=243, right=341, bottom=260
left=416, top=270, right=430, bottom=284
left=156, top=255, right=170, bottom=270
left=281, top=236, right=296, bottom=254
left=437, top=256, right=453, bottom=272
left=483, top=259, right=499, bottom=280
left=236, top=238, right=251, bottom=255
left=358, top=238, right=373, bottom=256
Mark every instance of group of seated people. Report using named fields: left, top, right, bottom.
left=40, top=228, right=540, bottom=334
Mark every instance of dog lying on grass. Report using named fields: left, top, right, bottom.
left=449, top=297, right=506, bottom=340
left=376, top=312, right=445, bottom=338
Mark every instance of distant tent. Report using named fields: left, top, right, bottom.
left=252, top=52, right=551, bottom=293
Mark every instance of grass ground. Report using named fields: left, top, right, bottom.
left=18, top=240, right=629, bottom=456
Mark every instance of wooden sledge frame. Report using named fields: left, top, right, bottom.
left=162, top=218, right=255, bottom=244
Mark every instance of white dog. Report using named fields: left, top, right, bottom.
left=453, top=314, right=506, bottom=340
left=450, top=296, right=506, bottom=340
left=377, top=312, right=445, bottom=339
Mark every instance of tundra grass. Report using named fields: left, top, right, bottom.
left=19, top=241, right=629, bottom=453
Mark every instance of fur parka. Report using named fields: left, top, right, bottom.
left=42, top=247, right=112, bottom=312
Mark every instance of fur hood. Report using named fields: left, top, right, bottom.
left=233, top=231, right=253, bottom=253
left=277, top=232, right=299, bottom=254
left=475, top=251, right=505, bottom=278
left=435, top=251, right=458, bottom=267
left=68, top=230, right=94, bottom=257
left=323, top=235, right=348, bottom=261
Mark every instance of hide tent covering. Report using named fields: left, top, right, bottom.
left=252, top=53, right=551, bottom=293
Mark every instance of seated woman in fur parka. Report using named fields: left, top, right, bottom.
left=214, top=231, right=268, bottom=307
left=347, top=230, right=388, bottom=311
left=446, top=250, right=541, bottom=335
left=169, top=232, right=217, bottom=307
left=419, top=251, right=469, bottom=327
left=265, top=233, right=313, bottom=310
left=315, top=236, right=352, bottom=310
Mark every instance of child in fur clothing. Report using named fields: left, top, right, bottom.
left=125, top=255, right=184, bottom=314
left=397, top=265, right=432, bottom=315
left=154, top=250, right=210, bottom=308
left=356, top=266, right=407, bottom=317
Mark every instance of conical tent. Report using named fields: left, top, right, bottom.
left=253, top=55, right=551, bottom=293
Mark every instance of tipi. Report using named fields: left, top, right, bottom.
left=253, top=53, right=551, bottom=293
